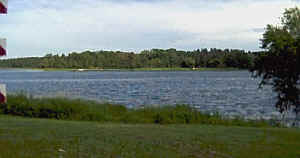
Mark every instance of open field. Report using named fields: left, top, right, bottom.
left=0, top=115, right=299, bottom=158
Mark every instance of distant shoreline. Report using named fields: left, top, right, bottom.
left=0, top=67, right=242, bottom=72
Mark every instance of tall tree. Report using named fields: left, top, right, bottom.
left=251, top=7, right=300, bottom=120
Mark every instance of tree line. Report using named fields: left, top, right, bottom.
left=0, top=48, right=256, bottom=69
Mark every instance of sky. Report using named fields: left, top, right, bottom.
left=0, top=0, right=299, bottom=58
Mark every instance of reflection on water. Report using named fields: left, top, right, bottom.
left=0, top=70, right=280, bottom=119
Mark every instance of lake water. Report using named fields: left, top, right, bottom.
left=0, top=69, right=282, bottom=120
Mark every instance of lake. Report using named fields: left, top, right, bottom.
left=0, top=69, right=281, bottom=120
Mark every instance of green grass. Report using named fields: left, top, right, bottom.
left=0, top=94, right=271, bottom=127
left=0, top=115, right=299, bottom=158
left=0, top=94, right=299, bottom=157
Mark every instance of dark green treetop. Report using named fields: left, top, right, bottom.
left=251, top=7, right=300, bottom=115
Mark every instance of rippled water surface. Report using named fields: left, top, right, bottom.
left=0, top=69, right=279, bottom=119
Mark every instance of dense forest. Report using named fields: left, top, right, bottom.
left=0, top=48, right=257, bottom=69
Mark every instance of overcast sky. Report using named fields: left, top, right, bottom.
left=0, top=0, right=299, bottom=57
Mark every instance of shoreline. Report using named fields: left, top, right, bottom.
left=2, top=94, right=286, bottom=127
left=0, top=67, right=242, bottom=72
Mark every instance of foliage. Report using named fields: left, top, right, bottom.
left=0, top=48, right=254, bottom=69
left=0, top=94, right=271, bottom=127
left=250, top=7, right=300, bottom=115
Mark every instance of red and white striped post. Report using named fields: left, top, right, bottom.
left=0, top=0, right=7, bottom=104
left=0, top=0, right=7, bottom=14
left=0, top=38, right=6, bottom=56
left=0, top=85, right=6, bottom=103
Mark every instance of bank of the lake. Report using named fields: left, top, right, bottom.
left=131, top=67, right=240, bottom=71
left=1, top=67, right=240, bottom=72
left=0, top=94, right=272, bottom=127
left=1, top=95, right=299, bottom=157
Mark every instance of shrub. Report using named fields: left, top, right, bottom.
left=0, top=94, right=273, bottom=127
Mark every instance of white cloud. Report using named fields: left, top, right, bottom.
left=0, top=0, right=299, bottom=57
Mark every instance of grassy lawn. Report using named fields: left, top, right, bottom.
left=0, top=115, right=299, bottom=158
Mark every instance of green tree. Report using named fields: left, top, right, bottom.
left=0, top=48, right=254, bottom=69
left=251, top=7, right=300, bottom=118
